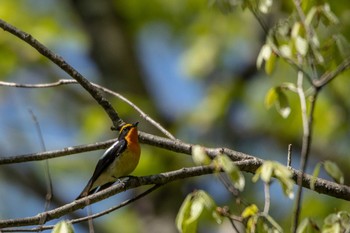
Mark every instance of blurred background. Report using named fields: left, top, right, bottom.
left=0, top=0, right=350, bottom=232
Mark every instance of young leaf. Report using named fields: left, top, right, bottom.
left=176, top=190, right=219, bottom=233
left=275, top=89, right=291, bottom=118
left=323, top=211, right=350, bottom=232
left=265, top=51, right=276, bottom=75
left=192, top=145, right=211, bottom=166
left=258, top=0, right=273, bottom=14
left=257, top=44, right=272, bottom=69
left=324, top=161, right=344, bottom=184
left=279, top=44, right=292, bottom=58
left=242, top=204, right=259, bottom=219
left=253, top=161, right=294, bottom=199
left=52, top=221, right=74, bottom=233
left=295, top=36, right=308, bottom=56
left=264, top=87, right=291, bottom=118
left=176, top=194, right=196, bottom=233
left=215, top=154, right=245, bottom=191
left=296, top=218, right=319, bottom=233
left=264, top=87, right=278, bottom=109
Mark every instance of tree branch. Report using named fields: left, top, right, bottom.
left=0, top=79, right=176, bottom=140
left=0, top=161, right=349, bottom=230
left=0, top=139, right=116, bottom=165
left=313, top=56, right=350, bottom=88
left=0, top=19, right=123, bottom=129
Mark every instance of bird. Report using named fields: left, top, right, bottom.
left=76, top=122, right=141, bottom=200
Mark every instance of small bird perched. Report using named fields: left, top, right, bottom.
left=76, top=122, right=141, bottom=199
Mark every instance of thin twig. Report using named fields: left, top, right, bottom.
left=28, top=109, right=53, bottom=230
left=292, top=53, right=310, bottom=232
left=263, top=182, right=270, bottom=214
left=71, top=184, right=162, bottom=225
left=287, top=144, right=292, bottom=168
left=1, top=185, right=162, bottom=232
left=0, top=79, right=176, bottom=140
left=314, top=56, right=350, bottom=88
left=292, top=91, right=318, bottom=232
left=0, top=139, right=118, bottom=165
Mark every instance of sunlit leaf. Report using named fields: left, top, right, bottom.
left=291, top=22, right=302, bottom=39
left=253, top=161, right=294, bottom=199
left=176, top=194, right=195, bottom=233
left=279, top=44, right=292, bottom=58
left=242, top=204, right=259, bottom=218
left=323, top=211, right=350, bottom=232
left=176, top=190, right=219, bottom=233
left=214, top=154, right=245, bottom=191
left=295, top=36, right=308, bottom=56
left=296, top=218, right=320, bottom=233
left=264, top=87, right=278, bottom=109
left=338, top=211, right=350, bottom=229
left=324, top=161, right=344, bottom=184
left=265, top=51, right=277, bottom=74
left=276, top=90, right=291, bottom=118
left=52, top=221, right=74, bottom=233
left=322, top=3, right=339, bottom=25
left=264, top=214, right=283, bottom=232
left=260, top=161, right=273, bottom=183
left=258, top=0, right=273, bottom=14
left=192, top=145, right=211, bottom=166
left=305, top=6, right=317, bottom=26
left=257, top=44, right=272, bottom=69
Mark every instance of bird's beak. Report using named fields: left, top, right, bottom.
left=133, top=122, right=139, bottom=127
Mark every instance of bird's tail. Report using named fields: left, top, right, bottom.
left=75, top=179, right=94, bottom=200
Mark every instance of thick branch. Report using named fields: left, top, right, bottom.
left=0, top=161, right=349, bottom=229
left=1, top=132, right=349, bottom=202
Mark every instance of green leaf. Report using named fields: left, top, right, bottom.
left=322, top=3, right=339, bottom=25
left=295, top=36, right=308, bottom=56
left=215, top=154, right=245, bottom=191
left=265, top=51, right=276, bottom=75
left=257, top=44, right=272, bottom=69
left=297, top=218, right=319, bottom=233
left=310, top=163, right=322, bottom=190
left=258, top=0, right=273, bottom=14
left=52, top=221, right=74, bottom=233
left=176, top=190, right=219, bottom=233
left=242, top=204, right=259, bottom=218
left=305, top=6, right=317, bottom=26
left=260, top=161, right=274, bottom=183
left=323, top=211, right=350, bottom=232
left=264, top=214, right=283, bottom=232
left=279, top=44, right=292, bottom=58
left=253, top=161, right=295, bottom=199
left=264, top=87, right=279, bottom=109
left=324, top=161, right=344, bottom=184
left=276, top=89, right=291, bottom=118
left=338, top=211, right=350, bottom=229
left=176, top=194, right=195, bottom=233
left=264, top=87, right=291, bottom=118
left=192, top=145, right=211, bottom=166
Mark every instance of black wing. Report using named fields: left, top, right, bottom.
left=90, top=139, right=127, bottom=183
left=76, top=139, right=127, bottom=199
